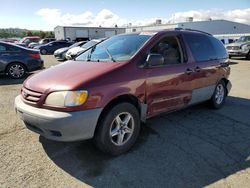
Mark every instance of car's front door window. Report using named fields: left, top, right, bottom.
left=150, top=36, right=183, bottom=66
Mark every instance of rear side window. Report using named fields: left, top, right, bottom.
left=184, top=33, right=217, bottom=62
left=0, top=44, right=7, bottom=52
left=7, top=45, right=21, bottom=52
left=209, top=37, right=228, bottom=59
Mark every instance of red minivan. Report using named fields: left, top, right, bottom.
left=15, top=29, right=231, bottom=155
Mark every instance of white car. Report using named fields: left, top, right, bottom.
left=65, top=39, right=105, bottom=60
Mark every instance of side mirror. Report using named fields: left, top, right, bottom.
left=146, top=53, right=164, bottom=67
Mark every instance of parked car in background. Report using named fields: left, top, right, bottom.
left=220, top=38, right=235, bottom=45
left=15, top=29, right=231, bottom=155
left=0, top=38, right=19, bottom=43
left=65, top=38, right=105, bottom=60
left=34, top=40, right=73, bottom=55
left=16, top=36, right=41, bottom=47
left=225, top=36, right=250, bottom=59
left=28, top=38, right=55, bottom=48
left=0, top=42, right=43, bottom=79
left=54, top=41, right=87, bottom=61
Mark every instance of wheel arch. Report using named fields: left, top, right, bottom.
left=95, top=94, right=147, bottom=135
left=221, top=78, right=229, bottom=92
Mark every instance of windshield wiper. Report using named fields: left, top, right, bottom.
left=105, top=48, right=116, bottom=62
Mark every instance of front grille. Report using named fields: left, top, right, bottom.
left=226, top=46, right=240, bottom=50
left=21, top=87, right=43, bottom=104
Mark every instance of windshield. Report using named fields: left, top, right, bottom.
left=76, top=34, right=151, bottom=62
left=69, top=41, right=82, bottom=48
left=81, top=40, right=99, bottom=49
left=237, top=36, right=250, bottom=42
left=19, top=38, right=26, bottom=43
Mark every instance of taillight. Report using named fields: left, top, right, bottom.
left=29, top=53, right=40, bottom=58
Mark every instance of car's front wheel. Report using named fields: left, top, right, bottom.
left=94, top=102, right=140, bottom=155
left=246, top=51, right=250, bottom=60
left=209, top=80, right=227, bottom=109
left=6, top=63, right=26, bottom=79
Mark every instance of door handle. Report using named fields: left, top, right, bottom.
left=185, top=68, right=193, bottom=75
left=194, top=66, right=201, bottom=72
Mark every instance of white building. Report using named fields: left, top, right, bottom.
left=126, top=19, right=250, bottom=40
left=54, top=26, right=126, bottom=41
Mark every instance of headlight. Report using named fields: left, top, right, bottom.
left=45, top=90, right=88, bottom=107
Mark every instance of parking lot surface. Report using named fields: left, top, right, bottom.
left=0, top=56, right=250, bottom=188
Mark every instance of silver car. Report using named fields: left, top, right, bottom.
left=65, top=39, right=106, bottom=60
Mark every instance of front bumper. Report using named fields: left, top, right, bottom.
left=226, top=80, right=232, bottom=94
left=15, top=95, right=102, bottom=142
left=227, top=49, right=249, bottom=56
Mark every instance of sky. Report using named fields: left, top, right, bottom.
left=0, top=0, right=249, bottom=31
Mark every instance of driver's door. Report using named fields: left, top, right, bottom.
left=145, top=34, right=195, bottom=118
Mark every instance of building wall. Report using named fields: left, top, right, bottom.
left=125, top=20, right=250, bottom=39
left=177, top=20, right=250, bottom=35
left=126, top=24, right=177, bottom=33
left=54, top=26, right=65, bottom=40
left=54, top=26, right=126, bottom=41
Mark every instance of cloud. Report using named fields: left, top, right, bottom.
left=36, top=8, right=250, bottom=30
left=167, top=8, right=250, bottom=25
left=36, top=8, right=126, bottom=29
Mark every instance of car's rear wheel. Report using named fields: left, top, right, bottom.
left=94, top=102, right=140, bottom=155
left=209, top=80, right=226, bottom=109
left=40, top=49, right=47, bottom=55
left=6, top=63, right=26, bottom=79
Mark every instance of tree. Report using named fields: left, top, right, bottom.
left=26, top=31, right=32, bottom=36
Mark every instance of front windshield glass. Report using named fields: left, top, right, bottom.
left=19, top=38, right=26, bottom=43
left=76, top=34, right=151, bottom=62
left=81, top=40, right=99, bottom=49
left=237, top=36, right=250, bottom=42
left=69, top=41, right=82, bottom=48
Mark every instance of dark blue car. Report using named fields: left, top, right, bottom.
left=34, top=40, right=73, bottom=55
left=0, top=42, right=43, bottom=79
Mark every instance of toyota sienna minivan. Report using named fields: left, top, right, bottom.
left=15, top=29, right=231, bottom=155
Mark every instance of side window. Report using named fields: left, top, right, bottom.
left=185, top=33, right=216, bottom=62
left=7, top=45, right=21, bottom=52
left=150, top=36, right=183, bottom=65
left=0, top=44, right=7, bottom=52
left=209, top=37, right=228, bottom=59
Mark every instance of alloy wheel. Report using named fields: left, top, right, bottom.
left=109, top=112, right=135, bottom=146
left=9, top=64, right=25, bottom=78
left=215, top=84, right=225, bottom=105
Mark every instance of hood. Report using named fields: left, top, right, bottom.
left=54, top=47, right=69, bottom=54
left=24, top=61, right=125, bottom=93
left=67, top=47, right=86, bottom=55
left=34, top=44, right=45, bottom=49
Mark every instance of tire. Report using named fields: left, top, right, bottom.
left=246, top=51, right=250, bottom=60
left=6, top=63, right=26, bottom=79
left=209, top=80, right=227, bottom=109
left=40, top=49, right=48, bottom=55
left=94, top=102, right=140, bottom=156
